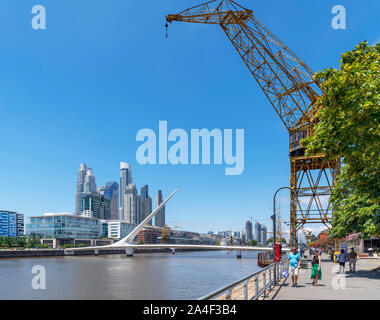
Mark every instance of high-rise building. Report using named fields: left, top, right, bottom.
left=123, top=184, right=139, bottom=225
left=0, top=211, right=23, bottom=237
left=120, top=162, right=132, bottom=216
left=16, top=213, right=24, bottom=237
left=261, top=225, right=267, bottom=246
left=254, top=222, right=262, bottom=244
left=245, top=220, right=253, bottom=241
left=155, top=190, right=165, bottom=227
left=99, top=182, right=119, bottom=220
left=81, top=193, right=111, bottom=220
left=75, top=163, right=88, bottom=214
left=75, top=164, right=98, bottom=215
left=83, top=168, right=97, bottom=193
left=140, top=185, right=153, bottom=225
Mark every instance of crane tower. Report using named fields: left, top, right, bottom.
left=166, top=0, right=341, bottom=245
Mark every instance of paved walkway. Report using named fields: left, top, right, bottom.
left=274, top=255, right=380, bottom=300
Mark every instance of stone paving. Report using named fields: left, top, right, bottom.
left=274, top=255, right=380, bottom=300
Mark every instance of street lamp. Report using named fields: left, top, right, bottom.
left=272, top=186, right=300, bottom=285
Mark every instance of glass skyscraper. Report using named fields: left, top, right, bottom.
left=140, top=185, right=153, bottom=225
left=155, top=190, right=165, bottom=227
left=123, top=184, right=139, bottom=225
left=76, top=164, right=97, bottom=215
left=99, top=182, right=119, bottom=220
left=255, top=222, right=262, bottom=244
left=81, top=193, right=111, bottom=220
left=245, top=220, right=253, bottom=241
left=120, top=162, right=132, bottom=217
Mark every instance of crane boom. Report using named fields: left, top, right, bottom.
left=167, top=0, right=321, bottom=133
left=167, top=0, right=340, bottom=245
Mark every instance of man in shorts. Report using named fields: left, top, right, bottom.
left=287, top=247, right=301, bottom=287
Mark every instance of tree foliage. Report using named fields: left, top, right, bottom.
left=161, top=225, right=171, bottom=244
left=303, top=41, right=380, bottom=238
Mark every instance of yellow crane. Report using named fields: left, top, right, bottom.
left=166, top=0, right=341, bottom=245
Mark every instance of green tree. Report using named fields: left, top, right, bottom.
left=249, top=239, right=257, bottom=246
left=303, top=41, right=380, bottom=238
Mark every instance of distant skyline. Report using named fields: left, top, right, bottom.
left=0, top=1, right=378, bottom=236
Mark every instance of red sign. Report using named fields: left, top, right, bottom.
left=275, top=244, right=282, bottom=262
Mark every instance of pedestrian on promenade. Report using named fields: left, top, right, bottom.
left=348, top=247, right=357, bottom=273
left=300, top=248, right=304, bottom=258
left=337, top=249, right=347, bottom=274
left=287, top=247, right=301, bottom=287
left=310, top=249, right=322, bottom=287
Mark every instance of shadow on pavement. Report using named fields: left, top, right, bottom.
left=345, top=270, right=380, bottom=280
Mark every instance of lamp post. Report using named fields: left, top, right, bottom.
left=272, top=186, right=300, bottom=285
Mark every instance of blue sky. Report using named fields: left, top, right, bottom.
left=0, top=0, right=379, bottom=236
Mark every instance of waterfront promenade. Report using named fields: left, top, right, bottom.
left=273, top=255, right=380, bottom=300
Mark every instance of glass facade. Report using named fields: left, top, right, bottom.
left=0, top=211, right=20, bottom=237
left=81, top=193, right=111, bottom=220
left=26, top=214, right=101, bottom=239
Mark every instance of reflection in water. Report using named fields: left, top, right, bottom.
left=0, top=250, right=261, bottom=299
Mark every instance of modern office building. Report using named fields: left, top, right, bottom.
left=120, top=162, right=132, bottom=216
left=155, top=190, right=165, bottom=227
left=81, top=193, right=111, bottom=220
left=107, top=220, right=135, bottom=239
left=123, top=184, right=140, bottom=225
left=16, top=213, right=24, bottom=237
left=0, top=210, right=24, bottom=238
left=75, top=164, right=98, bottom=215
left=245, top=220, right=253, bottom=241
left=140, top=185, right=153, bottom=225
left=261, top=225, right=267, bottom=246
left=99, top=182, right=119, bottom=220
left=75, top=163, right=88, bottom=215
left=26, top=213, right=101, bottom=239
left=255, top=222, right=262, bottom=244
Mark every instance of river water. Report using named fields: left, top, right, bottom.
left=0, top=250, right=261, bottom=299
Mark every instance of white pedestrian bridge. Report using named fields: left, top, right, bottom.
left=66, top=190, right=289, bottom=256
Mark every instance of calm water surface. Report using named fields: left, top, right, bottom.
left=0, top=251, right=262, bottom=299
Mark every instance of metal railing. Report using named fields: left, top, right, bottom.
left=198, top=258, right=288, bottom=300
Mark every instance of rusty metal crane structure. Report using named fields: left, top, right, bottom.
left=166, top=0, right=341, bottom=245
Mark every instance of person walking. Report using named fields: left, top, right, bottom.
left=310, top=249, right=322, bottom=287
left=287, top=247, right=301, bottom=287
left=337, top=249, right=347, bottom=274
left=348, top=247, right=357, bottom=273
